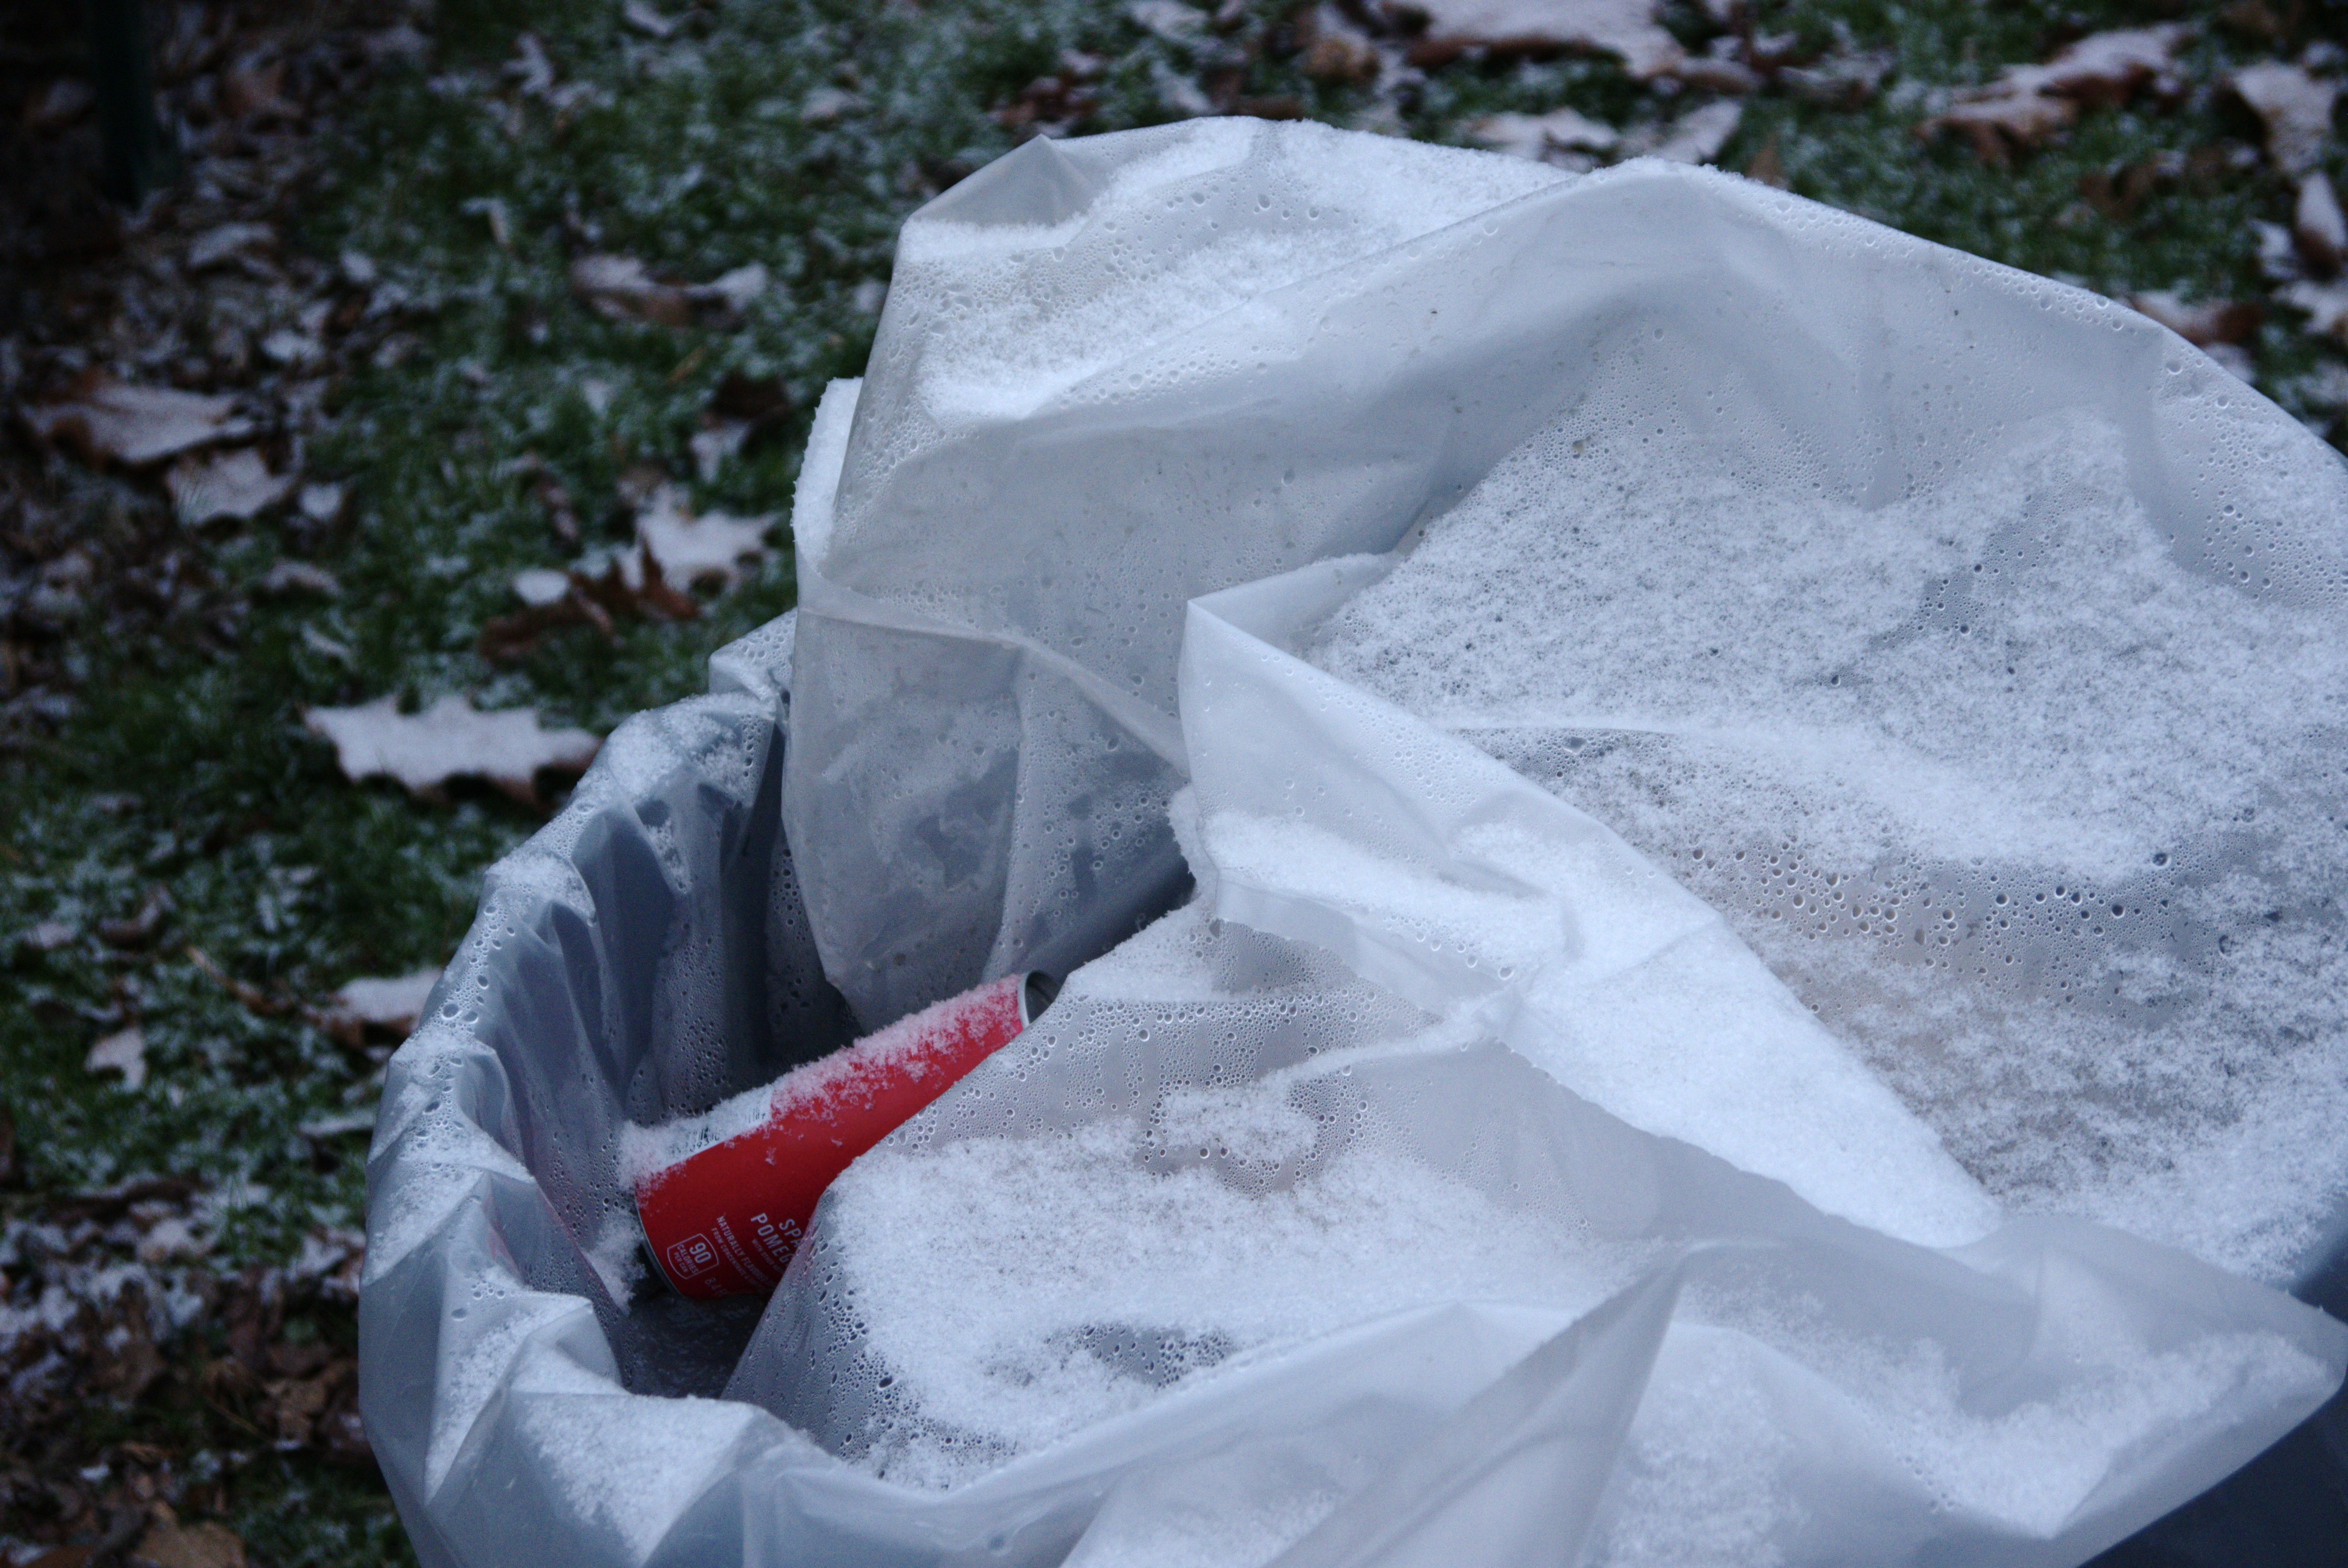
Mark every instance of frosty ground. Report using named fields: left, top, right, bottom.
left=2, top=0, right=2344, bottom=1563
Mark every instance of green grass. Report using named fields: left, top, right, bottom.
left=3, top=0, right=2342, bottom=1560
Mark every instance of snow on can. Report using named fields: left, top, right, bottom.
left=634, top=972, right=1057, bottom=1300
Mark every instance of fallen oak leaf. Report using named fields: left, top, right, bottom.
left=98, top=888, right=173, bottom=949
left=24, top=78, right=95, bottom=133
left=1466, top=105, right=1620, bottom=163
left=23, top=374, right=244, bottom=466
left=256, top=560, right=341, bottom=597
left=570, top=257, right=768, bottom=328
left=133, top=1515, right=247, bottom=1568
left=223, top=51, right=293, bottom=122
left=689, top=419, right=750, bottom=482
left=1919, top=25, right=2187, bottom=163
left=696, top=262, right=769, bottom=317
left=264, top=1371, right=334, bottom=1445
left=303, top=695, right=600, bottom=806
left=511, top=567, right=573, bottom=607
left=2218, top=0, right=2294, bottom=41
left=320, top=969, right=442, bottom=1045
left=2127, top=291, right=2262, bottom=347
left=86, top=1026, right=147, bottom=1089
left=622, top=0, right=680, bottom=38
left=505, top=32, right=556, bottom=98
left=1921, top=87, right=2074, bottom=162
left=2022, top=25, right=2189, bottom=108
left=299, top=482, right=348, bottom=527
left=633, top=483, right=776, bottom=591
left=476, top=558, right=669, bottom=663
left=186, top=222, right=276, bottom=272
left=166, top=449, right=295, bottom=526
left=2283, top=278, right=2348, bottom=343
left=1645, top=100, right=1743, bottom=164
left=2301, top=172, right=2347, bottom=275
left=1298, top=5, right=1382, bottom=85
left=1394, top=0, right=1686, bottom=81
left=568, top=254, right=691, bottom=327
left=1777, top=49, right=1894, bottom=107
left=2231, top=61, right=2338, bottom=174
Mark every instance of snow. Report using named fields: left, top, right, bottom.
left=1306, top=409, right=2348, bottom=1281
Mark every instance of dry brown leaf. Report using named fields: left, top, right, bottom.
left=86, top=1027, right=147, bottom=1090
left=507, top=32, right=557, bottom=97
left=98, top=888, right=172, bottom=948
left=258, top=560, right=341, bottom=597
left=265, top=1372, right=332, bottom=1444
left=1674, top=53, right=1761, bottom=96
left=697, top=262, right=769, bottom=316
left=1647, top=100, right=1743, bottom=163
left=2126, top=291, right=2262, bottom=346
left=622, top=0, right=680, bottom=39
left=300, top=482, right=349, bottom=526
left=28, top=1546, right=95, bottom=1568
left=24, top=375, right=243, bottom=466
left=1300, top=5, right=1382, bottom=84
left=1920, top=25, right=2186, bottom=162
left=802, top=85, right=866, bottom=125
left=478, top=550, right=699, bottom=661
left=2025, top=25, right=2189, bottom=107
left=222, top=53, right=292, bottom=122
left=1396, top=0, right=1685, bottom=80
left=2231, top=61, right=2338, bottom=173
left=2285, top=278, right=2348, bottom=342
left=18, top=918, right=77, bottom=955
left=633, top=483, right=776, bottom=591
left=24, top=78, right=94, bottom=133
left=482, top=479, right=762, bottom=659
left=2300, top=172, right=2347, bottom=275
left=132, top=1518, right=247, bottom=1568
left=304, top=695, right=601, bottom=805
left=186, top=222, right=276, bottom=272
left=569, top=256, right=768, bottom=328
left=323, top=970, right=442, bottom=1043
left=1923, top=90, right=2076, bottom=163
left=512, top=567, right=571, bottom=607
left=1467, top=106, right=1619, bottom=163
left=2219, top=0, right=2294, bottom=42
left=1778, top=49, right=1894, bottom=107
left=690, top=420, right=750, bottom=481
left=569, top=255, right=691, bottom=326
left=166, top=449, right=295, bottom=525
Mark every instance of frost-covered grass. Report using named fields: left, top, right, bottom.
left=2, top=0, right=2341, bottom=1560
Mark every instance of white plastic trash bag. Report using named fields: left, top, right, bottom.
left=364, top=119, right=2348, bottom=1568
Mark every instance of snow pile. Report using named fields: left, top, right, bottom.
left=1307, top=409, right=2348, bottom=1281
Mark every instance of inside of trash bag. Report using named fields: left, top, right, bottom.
left=363, top=119, right=2348, bottom=1568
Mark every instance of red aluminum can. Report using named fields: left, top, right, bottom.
left=634, top=972, right=1056, bottom=1300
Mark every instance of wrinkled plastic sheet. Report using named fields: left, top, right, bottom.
left=364, top=121, right=2348, bottom=1568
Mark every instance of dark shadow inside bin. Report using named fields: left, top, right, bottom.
left=490, top=648, right=2346, bottom=1562
left=514, top=680, right=1190, bottom=1404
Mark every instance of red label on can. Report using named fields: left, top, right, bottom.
left=635, top=973, right=1034, bottom=1300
